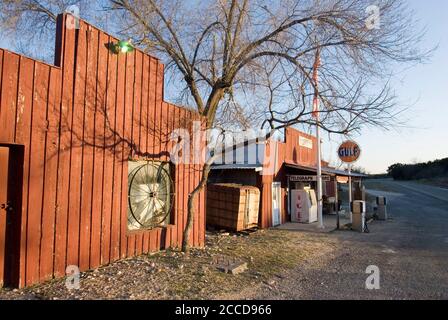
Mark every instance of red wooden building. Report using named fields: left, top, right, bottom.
left=210, top=127, right=364, bottom=229
left=0, top=14, right=206, bottom=288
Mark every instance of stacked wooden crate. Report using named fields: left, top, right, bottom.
left=207, top=184, right=260, bottom=231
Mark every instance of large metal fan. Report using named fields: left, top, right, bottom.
left=128, top=162, right=174, bottom=230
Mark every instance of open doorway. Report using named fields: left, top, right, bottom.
left=0, top=144, right=24, bottom=288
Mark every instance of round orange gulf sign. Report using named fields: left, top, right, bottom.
left=338, top=141, right=361, bottom=163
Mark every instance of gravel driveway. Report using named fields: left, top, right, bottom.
left=226, top=180, right=448, bottom=300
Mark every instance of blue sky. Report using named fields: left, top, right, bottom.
left=324, top=0, right=448, bottom=173
left=0, top=1, right=446, bottom=174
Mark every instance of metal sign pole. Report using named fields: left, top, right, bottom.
left=316, top=120, right=324, bottom=229
left=312, top=46, right=324, bottom=230
left=336, top=178, right=340, bottom=230
left=348, top=164, right=352, bottom=224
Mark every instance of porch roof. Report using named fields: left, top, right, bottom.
left=210, top=164, right=263, bottom=171
left=284, top=162, right=367, bottom=178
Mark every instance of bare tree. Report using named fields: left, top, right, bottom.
left=107, top=0, right=431, bottom=252
left=1, top=0, right=432, bottom=253
left=0, top=0, right=106, bottom=62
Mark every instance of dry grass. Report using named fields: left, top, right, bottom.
left=149, top=229, right=335, bottom=299
left=0, top=229, right=337, bottom=300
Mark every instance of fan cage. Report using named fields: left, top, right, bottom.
left=127, top=160, right=175, bottom=231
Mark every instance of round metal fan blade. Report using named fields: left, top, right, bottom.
left=128, top=162, right=174, bottom=228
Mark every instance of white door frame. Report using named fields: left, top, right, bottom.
left=272, top=182, right=282, bottom=226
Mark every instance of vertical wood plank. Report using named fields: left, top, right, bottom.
left=156, top=228, right=161, bottom=251
left=134, top=52, right=144, bottom=256
left=39, top=67, right=61, bottom=281
left=26, top=63, right=50, bottom=285
left=182, top=109, right=189, bottom=247
left=133, top=52, right=143, bottom=158
left=186, top=111, right=193, bottom=246
left=122, top=50, right=135, bottom=258
left=161, top=102, right=168, bottom=162
left=66, top=26, right=87, bottom=268
left=189, top=163, right=195, bottom=247
left=149, top=229, right=157, bottom=252
left=90, top=30, right=107, bottom=268
left=194, top=163, right=199, bottom=247
left=141, top=55, right=150, bottom=253
left=14, top=57, right=34, bottom=287
left=101, top=35, right=117, bottom=265
left=177, top=108, right=185, bottom=249
left=174, top=107, right=181, bottom=248
left=193, top=113, right=200, bottom=247
left=0, top=52, right=19, bottom=143
left=79, top=25, right=98, bottom=271
left=154, top=61, right=163, bottom=158
left=54, top=16, right=76, bottom=277
left=141, top=55, right=149, bottom=158
left=0, top=50, right=3, bottom=107
left=111, top=44, right=125, bottom=262
left=148, top=58, right=156, bottom=157
left=146, top=57, right=157, bottom=251
left=167, top=103, right=176, bottom=248
left=119, top=55, right=129, bottom=259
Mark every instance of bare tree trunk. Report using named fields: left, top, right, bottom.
left=182, top=163, right=211, bottom=253
left=205, top=86, right=225, bottom=124
left=181, top=89, right=223, bottom=253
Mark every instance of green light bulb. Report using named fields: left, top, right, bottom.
left=118, top=40, right=134, bottom=53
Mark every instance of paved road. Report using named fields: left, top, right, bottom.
left=241, top=179, right=448, bottom=300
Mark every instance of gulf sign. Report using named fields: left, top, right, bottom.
left=338, top=141, right=361, bottom=163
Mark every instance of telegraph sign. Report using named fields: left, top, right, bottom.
left=338, top=141, right=361, bottom=164
left=290, top=175, right=331, bottom=182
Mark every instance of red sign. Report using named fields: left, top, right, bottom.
left=338, top=141, right=361, bottom=163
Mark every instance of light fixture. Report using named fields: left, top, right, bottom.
left=118, top=40, right=134, bottom=53
left=108, top=39, right=135, bottom=55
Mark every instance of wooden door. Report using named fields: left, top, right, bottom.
left=0, top=145, right=22, bottom=287
left=0, top=147, right=9, bottom=287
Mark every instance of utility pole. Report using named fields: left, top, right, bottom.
left=313, top=47, right=324, bottom=229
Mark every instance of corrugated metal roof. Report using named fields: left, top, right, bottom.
left=284, top=162, right=366, bottom=178
left=211, top=162, right=366, bottom=178
left=210, top=164, right=263, bottom=171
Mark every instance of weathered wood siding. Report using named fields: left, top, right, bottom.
left=0, top=14, right=205, bottom=288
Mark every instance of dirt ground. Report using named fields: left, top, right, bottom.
left=1, top=179, right=446, bottom=300
left=243, top=180, right=448, bottom=300
left=0, top=229, right=338, bottom=300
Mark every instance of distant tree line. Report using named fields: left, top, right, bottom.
left=388, top=158, right=448, bottom=180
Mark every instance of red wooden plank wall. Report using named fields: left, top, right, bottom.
left=284, top=127, right=318, bottom=167
left=0, top=14, right=205, bottom=288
